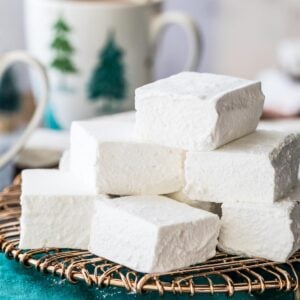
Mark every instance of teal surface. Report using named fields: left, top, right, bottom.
left=0, top=254, right=295, bottom=300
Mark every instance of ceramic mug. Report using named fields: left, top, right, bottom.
left=0, top=51, right=48, bottom=169
left=25, top=0, right=202, bottom=129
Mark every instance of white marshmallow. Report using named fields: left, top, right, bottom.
left=19, top=169, right=104, bottom=250
left=168, top=190, right=222, bottom=217
left=70, top=119, right=133, bottom=192
left=59, top=150, right=70, bottom=172
left=70, top=119, right=184, bottom=195
left=89, top=195, right=220, bottom=273
left=184, top=130, right=300, bottom=203
left=135, top=72, right=264, bottom=151
left=219, top=186, right=300, bottom=262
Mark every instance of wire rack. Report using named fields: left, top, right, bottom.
left=1, top=177, right=300, bottom=297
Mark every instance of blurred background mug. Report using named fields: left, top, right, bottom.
left=25, top=0, right=202, bottom=129
left=0, top=51, right=48, bottom=182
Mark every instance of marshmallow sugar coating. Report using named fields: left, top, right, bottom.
left=19, top=169, right=106, bottom=250
left=135, top=72, right=264, bottom=151
left=219, top=195, right=300, bottom=262
left=70, top=119, right=184, bottom=195
left=89, top=195, right=220, bottom=273
left=184, top=130, right=300, bottom=203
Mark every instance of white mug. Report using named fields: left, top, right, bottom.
left=0, top=51, right=48, bottom=169
left=25, top=0, right=202, bottom=129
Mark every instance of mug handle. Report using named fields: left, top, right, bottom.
left=0, top=51, right=49, bottom=169
left=150, top=11, right=202, bottom=72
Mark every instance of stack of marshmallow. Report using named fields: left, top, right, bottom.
left=19, top=72, right=300, bottom=273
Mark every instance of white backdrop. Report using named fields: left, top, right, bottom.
left=0, top=0, right=25, bottom=52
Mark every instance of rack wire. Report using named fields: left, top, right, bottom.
left=1, top=176, right=300, bottom=296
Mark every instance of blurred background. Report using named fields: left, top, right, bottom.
left=3, top=0, right=299, bottom=82
left=1, top=0, right=300, bottom=188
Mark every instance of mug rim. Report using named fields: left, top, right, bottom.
left=26, top=0, right=163, bottom=9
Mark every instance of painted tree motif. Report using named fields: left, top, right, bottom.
left=0, top=68, right=20, bottom=113
left=50, top=16, right=77, bottom=75
left=88, top=32, right=126, bottom=102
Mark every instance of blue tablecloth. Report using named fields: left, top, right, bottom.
left=0, top=254, right=296, bottom=300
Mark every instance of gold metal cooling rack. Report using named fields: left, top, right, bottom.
left=1, top=176, right=300, bottom=297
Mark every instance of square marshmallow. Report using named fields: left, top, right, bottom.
left=70, top=119, right=184, bottom=195
left=89, top=195, right=220, bottom=273
left=19, top=169, right=105, bottom=250
left=135, top=72, right=264, bottom=151
left=184, top=130, right=300, bottom=203
left=62, top=112, right=135, bottom=173
left=219, top=186, right=300, bottom=262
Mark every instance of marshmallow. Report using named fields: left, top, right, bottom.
left=135, top=72, right=264, bottom=151
left=59, top=150, right=70, bottom=172
left=89, top=195, right=220, bottom=273
left=70, top=119, right=184, bottom=195
left=219, top=188, right=300, bottom=262
left=167, top=190, right=222, bottom=217
left=19, top=169, right=104, bottom=250
left=184, top=130, right=300, bottom=203
left=70, top=119, right=133, bottom=192
left=62, top=111, right=135, bottom=174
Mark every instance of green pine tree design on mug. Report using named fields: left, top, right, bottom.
left=50, top=15, right=78, bottom=90
left=87, top=32, right=127, bottom=109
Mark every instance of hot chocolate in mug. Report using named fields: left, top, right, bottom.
left=25, top=0, right=202, bottom=129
